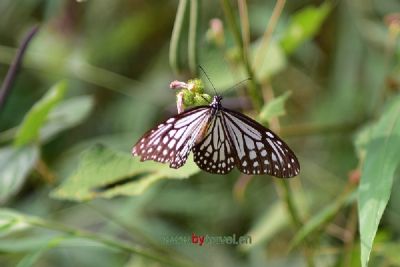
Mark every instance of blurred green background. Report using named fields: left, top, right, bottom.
left=0, top=0, right=400, bottom=267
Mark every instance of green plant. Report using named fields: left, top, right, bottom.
left=0, top=1, right=399, bottom=267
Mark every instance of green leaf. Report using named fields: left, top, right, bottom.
left=14, top=81, right=67, bottom=146
left=354, top=123, right=374, bottom=159
left=259, top=91, right=292, bottom=123
left=0, top=145, right=39, bottom=204
left=0, top=96, right=93, bottom=145
left=358, top=96, right=400, bottom=267
left=40, top=95, right=94, bottom=142
left=51, top=144, right=200, bottom=201
left=280, top=2, right=331, bottom=54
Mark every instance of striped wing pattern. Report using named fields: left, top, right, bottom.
left=132, top=96, right=300, bottom=178
left=192, top=113, right=236, bottom=174
left=132, top=106, right=211, bottom=169
left=222, top=109, right=300, bottom=177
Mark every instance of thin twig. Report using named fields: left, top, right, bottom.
left=188, top=0, right=199, bottom=74
left=220, top=0, right=263, bottom=110
left=0, top=25, right=39, bottom=111
left=170, top=0, right=189, bottom=74
left=270, top=97, right=315, bottom=267
left=253, top=0, right=286, bottom=70
left=342, top=203, right=358, bottom=266
left=238, top=0, right=250, bottom=58
left=36, top=159, right=56, bottom=184
left=264, top=81, right=315, bottom=266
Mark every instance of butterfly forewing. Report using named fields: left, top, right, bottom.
left=222, top=109, right=300, bottom=178
left=132, top=95, right=300, bottom=178
left=192, top=114, right=236, bottom=174
left=132, top=106, right=211, bottom=168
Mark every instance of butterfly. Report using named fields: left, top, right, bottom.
left=132, top=95, right=300, bottom=178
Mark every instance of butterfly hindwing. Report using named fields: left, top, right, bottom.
left=132, top=95, right=300, bottom=178
left=192, top=113, right=236, bottom=174
left=222, top=108, right=300, bottom=178
left=132, top=106, right=211, bottom=168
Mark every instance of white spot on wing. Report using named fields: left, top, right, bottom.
left=266, top=132, right=274, bottom=138
left=168, top=139, right=176, bottom=149
left=163, top=136, right=169, bottom=144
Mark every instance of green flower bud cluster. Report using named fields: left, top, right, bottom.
left=171, top=79, right=212, bottom=113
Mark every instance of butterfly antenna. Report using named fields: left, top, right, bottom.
left=198, top=65, right=219, bottom=96
left=229, top=78, right=251, bottom=91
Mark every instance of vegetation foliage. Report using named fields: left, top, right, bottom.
left=0, top=1, right=399, bottom=267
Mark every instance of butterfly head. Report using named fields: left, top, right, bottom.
left=211, top=95, right=223, bottom=110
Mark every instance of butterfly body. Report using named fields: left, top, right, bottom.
left=132, top=96, right=300, bottom=178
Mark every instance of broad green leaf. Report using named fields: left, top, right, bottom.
left=354, top=123, right=374, bottom=159
left=359, top=137, right=400, bottom=267
left=14, top=81, right=67, bottom=146
left=358, top=96, right=400, bottom=267
left=40, top=95, right=94, bottom=142
left=290, top=191, right=356, bottom=249
left=51, top=144, right=200, bottom=201
left=0, top=96, right=94, bottom=145
left=280, top=2, right=331, bottom=54
left=0, top=145, right=39, bottom=204
left=259, top=91, right=292, bottom=123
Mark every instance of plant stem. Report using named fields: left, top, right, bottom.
left=253, top=0, right=286, bottom=69
left=271, top=106, right=315, bottom=267
left=170, top=0, right=189, bottom=74
left=279, top=180, right=302, bottom=228
left=26, top=215, right=196, bottom=267
left=238, top=0, right=250, bottom=57
left=0, top=25, right=39, bottom=111
left=342, top=201, right=358, bottom=266
left=36, top=159, right=56, bottom=184
left=220, top=0, right=263, bottom=110
left=188, top=0, right=200, bottom=74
